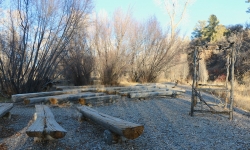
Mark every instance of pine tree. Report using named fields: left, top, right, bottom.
left=202, top=14, right=219, bottom=42
left=191, top=20, right=206, bottom=39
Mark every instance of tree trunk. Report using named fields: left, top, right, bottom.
left=77, top=106, right=144, bottom=140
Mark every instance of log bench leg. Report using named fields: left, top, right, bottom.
left=77, top=106, right=144, bottom=144
left=2, top=112, right=11, bottom=119
left=0, top=103, right=14, bottom=119
left=78, top=113, right=88, bottom=122
left=26, top=105, right=67, bottom=141
left=103, top=130, right=122, bottom=145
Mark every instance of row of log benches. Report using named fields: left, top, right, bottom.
left=0, top=103, right=144, bottom=144
left=1, top=84, right=185, bottom=144
left=11, top=85, right=185, bottom=105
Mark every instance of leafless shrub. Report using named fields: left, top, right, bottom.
left=128, top=17, right=188, bottom=83
left=0, top=0, right=93, bottom=95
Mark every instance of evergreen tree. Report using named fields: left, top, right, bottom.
left=191, top=20, right=206, bottom=39
left=202, top=14, right=219, bottom=42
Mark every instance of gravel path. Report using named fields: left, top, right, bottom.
left=1, top=87, right=250, bottom=150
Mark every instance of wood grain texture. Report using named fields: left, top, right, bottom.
left=12, top=90, right=82, bottom=102
left=77, top=106, right=144, bottom=140
left=24, top=92, right=105, bottom=105
left=26, top=105, right=67, bottom=139
left=128, top=90, right=179, bottom=98
left=78, top=95, right=120, bottom=106
left=118, top=89, right=168, bottom=96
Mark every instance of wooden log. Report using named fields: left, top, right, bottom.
left=26, top=105, right=67, bottom=140
left=141, top=83, right=169, bottom=89
left=12, top=90, right=82, bottom=102
left=0, top=103, right=13, bottom=118
left=56, top=85, right=105, bottom=90
left=78, top=95, right=120, bottom=106
left=118, top=89, right=169, bottom=96
left=117, top=86, right=168, bottom=93
left=128, top=91, right=180, bottom=98
left=77, top=106, right=144, bottom=140
left=96, top=86, right=157, bottom=94
left=24, top=92, right=105, bottom=105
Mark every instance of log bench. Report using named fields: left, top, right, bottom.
left=78, top=95, right=120, bottom=106
left=77, top=106, right=144, bottom=144
left=128, top=90, right=181, bottom=99
left=0, top=103, right=13, bottom=119
left=12, top=90, right=82, bottom=102
left=26, top=105, right=67, bottom=141
left=118, top=89, right=169, bottom=96
left=24, top=92, right=105, bottom=105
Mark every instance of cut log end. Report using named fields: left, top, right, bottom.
left=49, top=131, right=67, bottom=139
left=78, top=98, right=86, bottom=105
left=26, top=131, right=43, bottom=138
left=24, top=99, right=30, bottom=105
left=123, top=126, right=144, bottom=139
left=49, top=98, right=58, bottom=105
left=34, top=135, right=55, bottom=142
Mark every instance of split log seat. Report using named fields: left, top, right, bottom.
left=0, top=103, right=13, bottom=119
left=12, top=90, right=82, bottom=102
left=26, top=105, right=66, bottom=141
left=77, top=106, right=144, bottom=144
left=118, top=89, right=169, bottom=96
left=56, top=85, right=105, bottom=90
left=24, top=92, right=105, bottom=105
left=128, top=90, right=181, bottom=98
left=78, top=95, right=120, bottom=106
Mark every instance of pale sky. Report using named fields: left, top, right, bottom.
left=95, top=0, right=250, bottom=37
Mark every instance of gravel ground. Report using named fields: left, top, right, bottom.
left=1, top=86, right=250, bottom=150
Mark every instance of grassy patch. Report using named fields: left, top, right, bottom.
left=202, top=82, right=250, bottom=112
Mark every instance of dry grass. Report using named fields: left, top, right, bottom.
left=0, top=97, right=11, bottom=103
left=203, top=81, right=250, bottom=112
left=160, top=77, right=250, bottom=112
left=233, top=83, right=250, bottom=111
left=118, top=81, right=139, bottom=87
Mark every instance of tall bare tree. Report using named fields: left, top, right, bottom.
left=90, top=9, right=132, bottom=85
left=155, top=0, right=194, bottom=38
left=0, top=0, right=93, bottom=95
left=128, top=17, right=187, bottom=82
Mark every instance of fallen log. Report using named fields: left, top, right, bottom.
left=128, top=91, right=181, bottom=98
left=138, top=83, right=169, bottom=89
left=0, top=103, right=13, bottom=118
left=24, top=92, right=105, bottom=105
left=26, top=105, right=67, bottom=141
left=56, top=85, right=105, bottom=90
left=12, top=90, right=82, bottom=102
left=77, top=106, right=144, bottom=144
left=78, top=95, right=120, bottom=106
left=118, top=89, right=169, bottom=96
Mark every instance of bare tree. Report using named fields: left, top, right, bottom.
left=0, top=0, right=93, bottom=95
left=155, top=0, right=194, bottom=38
left=128, top=17, right=187, bottom=82
left=62, top=23, right=95, bottom=86
left=90, top=9, right=132, bottom=85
